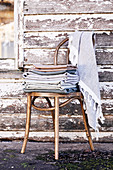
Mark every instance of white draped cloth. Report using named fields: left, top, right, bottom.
left=68, top=31, right=105, bottom=132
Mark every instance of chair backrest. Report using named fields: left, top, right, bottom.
left=54, top=37, right=69, bottom=65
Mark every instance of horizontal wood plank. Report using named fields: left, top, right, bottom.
left=0, top=113, right=112, bottom=132
left=100, top=82, right=113, bottom=99
left=0, top=59, right=15, bottom=70
left=24, top=32, right=113, bottom=48
left=0, top=98, right=27, bottom=114
left=24, top=48, right=113, bottom=66
left=0, top=81, right=113, bottom=99
left=1, top=131, right=113, bottom=142
left=96, top=32, right=113, bottom=47
left=0, top=97, right=113, bottom=115
left=99, top=69, right=113, bottom=82
left=24, top=14, right=113, bottom=31
left=24, top=0, right=113, bottom=14
left=101, top=100, right=113, bottom=115
left=24, top=32, right=68, bottom=48
left=0, top=70, right=23, bottom=79
left=24, top=48, right=113, bottom=70
left=0, top=82, right=24, bottom=98
left=24, top=49, right=67, bottom=65
left=96, top=48, right=113, bottom=65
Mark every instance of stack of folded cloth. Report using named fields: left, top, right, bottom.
left=23, top=64, right=80, bottom=93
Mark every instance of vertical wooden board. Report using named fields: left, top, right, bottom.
left=24, top=14, right=113, bottom=31
left=24, top=0, right=113, bottom=14
left=14, top=0, right=19, bottom=69
left=17, top=0, right=24, bottom=68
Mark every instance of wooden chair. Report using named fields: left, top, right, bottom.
left=21, top=37, right=94, bottom=160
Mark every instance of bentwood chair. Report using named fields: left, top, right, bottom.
left=21, top=37, right=94, bottom=160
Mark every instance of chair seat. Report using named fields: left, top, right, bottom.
left=23, top=86, right=80, bottom=94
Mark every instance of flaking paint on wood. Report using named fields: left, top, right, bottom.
left=0, top=131, right=113, bottom=142
left=24, top=48, right=113, bottom=66
left=24, top=32, right=113, bottom=49
left=24, top=49, right=67, bottom=65
left=0, top=81, right=113, bottom=99
left=0, top=114, right=113, bottom=132
left=0, top=59, right=15, bottom=70
left=0, top=82, right=24, bottom=98
left=24, top=14, right=113, bottom=31
left=0, top=97, right=113, bottom=115
left=24, top=0, right=113, bottom=14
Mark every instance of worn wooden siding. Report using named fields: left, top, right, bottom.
left=0, top=0, right=113, bottom=141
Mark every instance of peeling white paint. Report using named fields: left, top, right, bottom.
left=101, top=99, right=113, bottom=104
left=0, top=131, right=113, bottom=141
left=98, top=65, right=113, bottom=72
left=0, top=98, right=26, bottom=110
left=0, top=82, right=23, bottom=98
left=0, top=60, right=15, bottom=69
left=25, top=14, right=113, bottom=22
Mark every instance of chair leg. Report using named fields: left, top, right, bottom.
left=54, top=96, right=59, bottom=160
left=45, top=97, right=55, bottom=129
left=80, top=99, right=94, bottom=151
left=21, top=95, right=32, bottom=153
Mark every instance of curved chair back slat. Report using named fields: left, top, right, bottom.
left=54, top=37, right=69, bottom=65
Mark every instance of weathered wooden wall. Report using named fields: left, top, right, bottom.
left=0, top=0, right=113, bottom=142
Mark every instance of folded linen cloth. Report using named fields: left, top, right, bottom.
left=24, top=87, right=78, bottom=94
left=23, top=68, right=80, bottom=93
left=23, top=70, right=79, bottom=85
left=68, top=31, right=105, bottom=132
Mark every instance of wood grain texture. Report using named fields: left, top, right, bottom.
left=24, top=0, right=113, bottom=14
left=24, top=14, right=113, bottom=31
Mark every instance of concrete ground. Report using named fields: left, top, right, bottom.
left=0, top=141, right=113, bottom=169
